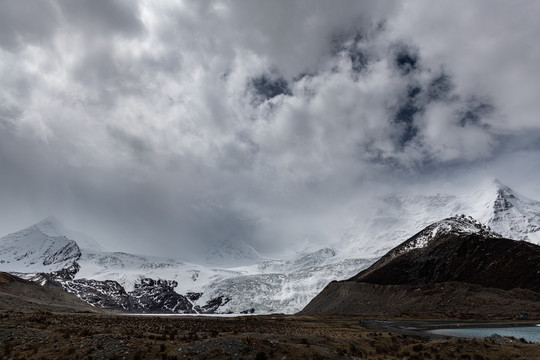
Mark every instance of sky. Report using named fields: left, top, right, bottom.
left=1, top=0, right=540, bottom=259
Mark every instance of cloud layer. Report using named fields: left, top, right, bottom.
left=1, top=0, right=539, bottom=258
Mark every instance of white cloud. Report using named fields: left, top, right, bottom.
left=0, top=0, right=539, bottom=257
left=388, top=0, right=540, bottom=130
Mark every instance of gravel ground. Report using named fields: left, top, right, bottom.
left=1, top=311, right=540, bottom=359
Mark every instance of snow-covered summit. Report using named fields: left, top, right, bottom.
left=393, top=214, right=501, bottom=257
left=32, top=216, right=65, bottom=237
left=354, top=215, right=504, bottom=280
left=31, top=216, right=104, bottom=252
left=339, top=179, right=540, bottom=259
left=487, top=180, right=540, bottom=244
left=0, top=221, right=81, bottom=273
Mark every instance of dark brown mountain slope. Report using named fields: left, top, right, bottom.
left=351, top=233, right=540, bottom=292
left=0, top=272, right=100, bottom=313
left=301, top=216, right=540, bottom=319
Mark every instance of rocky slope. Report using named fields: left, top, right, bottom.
left=349, top=215, right=540, bottom=292
left=0, top=272, right=99, bottom=313
left=301, top=215, right=540, bottom=319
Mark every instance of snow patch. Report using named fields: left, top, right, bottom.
left=395, top=214, right=501, bottom=256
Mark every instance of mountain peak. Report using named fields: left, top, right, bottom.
left=492, top=178, right=507, bottom=189
left=392, top=215, right=501, bottom=258
left=304, top=215, right=540, bottom=318
left=40, top=215, right=61, bottom=223
left=34, top=216, right=66, bottom=237
left=31, top=216, right=105, bottom=252
left=487, top=179, right=517, bottom=204
left=491, top=179, right=517, bottom=198
left=0, top=220, right=81, bottom=273
left=348, top=215, right=539, bottom=291
left=344, top=215, right=501, bottom=284
left=480, top=180, right=540, bottom=243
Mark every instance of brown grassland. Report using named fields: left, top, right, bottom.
left=1, top=311, right=540, bottom=359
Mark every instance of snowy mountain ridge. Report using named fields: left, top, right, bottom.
left=395, top=214, right=501, bottom=257
left=2, top=179, right=540, bottom=314
left=33, top=216, right=105, bottom=252
left=488, top=180, right=540, bottom=243
left=0, top=225, right=80, bottom=273
left=339, top=179, right=540, bottom=260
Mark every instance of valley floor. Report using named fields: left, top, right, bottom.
left=1, top=311, right=539, bottom=359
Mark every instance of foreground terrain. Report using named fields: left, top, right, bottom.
left=2, top=272, right=539, bottom=359
left=1, top=311, right=539, bottom=359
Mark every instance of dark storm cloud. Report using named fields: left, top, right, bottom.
left=349, top=47, right=369, bottom=74
left=107, top=126, right=154, bottom=163
left=0, top=0, right=59, bottom=51
left=0, top=105, right=21, bottom=127
left=426, top=73, right=454, bottom=102
left=457, top=99, right=493, bottom=128
left=391, top=85, right=422, bottom=148
left=57, top=0, right=143, bottom=37
left=249, top=74, right=292, bottom=102
left=0, top=0, right=539, bottom=258
left=393, top=43, right=420, bottom=75
left=330, top=31, right=374, bottom=75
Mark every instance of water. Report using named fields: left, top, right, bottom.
left=429, top=325, right=540, bottom=343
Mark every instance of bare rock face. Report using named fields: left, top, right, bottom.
left=65, top=278, right=132, bottom=310
left=301, top=216, right=540, bottom=319
left=59, top=277, right=197, bottom=314
left=129, top=278, right=195, bottom=313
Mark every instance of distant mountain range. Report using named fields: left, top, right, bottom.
left=1, top=179, right=540, bottom=314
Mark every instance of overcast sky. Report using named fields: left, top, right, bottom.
left=1, top=0, right=540, bottom=258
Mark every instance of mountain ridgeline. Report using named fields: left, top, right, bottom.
left=351, top=215, right=540, bottom=292
left=2, top=179, right=540, bottom=315
left=301, top=215, right=540, bottom=319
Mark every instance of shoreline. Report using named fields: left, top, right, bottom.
left=360, top=318, right=540, bottom=340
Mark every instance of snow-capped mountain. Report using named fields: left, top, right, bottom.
left=302, top=214, right=540, bottom=318
left=487, top=180, right=540, bottom=243
left=339, top=179, right=540, bottom=258
left=33, top=216, right=105, bottom=252
left=69, top=246, right=371, bottom=314
left=353, top=213, right=535, bottom=288
left=389, top=214, right=501, bottom=259
left=0, top=221, right=81, bottom=273
left=364, top=215, right=501, bottom=275
left=2, top=179, right=540, bottom=314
